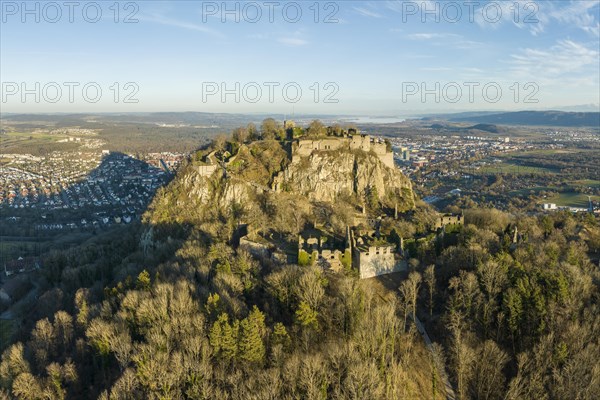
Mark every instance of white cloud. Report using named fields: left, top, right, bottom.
left=138, top=14, right=224, bottom=38
left=509, top=40, right=600, bottom=85
left=353, top=7, right=382, bottom=18
left=463, top=68, right=484, bottom=74
left=407, top=33, right=460, bottom=40
left=474, top=0, right=600, bottom=37
left=384, top=0, right=599, bottom=37
left=406, top=33, right=482, bottom=49
left=582, top=23, right=600, bottom=37
left=548, top=1, right=599, bottom=36
left=473, top=1, right=537, bottom=32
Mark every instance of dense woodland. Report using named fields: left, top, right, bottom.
left=1, top=125, right=600, bottom=399
left=428, top=208, right=600, bottom=399
left=0, top=225, right=442, bottom=399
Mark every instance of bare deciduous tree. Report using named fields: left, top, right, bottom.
left=424, top=265, right=436, bottom=317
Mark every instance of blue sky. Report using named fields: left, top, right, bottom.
left=1, top=0, right=599, bottom=115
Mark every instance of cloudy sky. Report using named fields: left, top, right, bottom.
left=1, top=0, right=599, bottom=115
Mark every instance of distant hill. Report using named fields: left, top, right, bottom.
left=429, top=123, right=501, bottom=134
left=468, top=123, right=500, bottom=133
left=0, top=112, right=356, bottom=125
left=421, top=111, right=501, bottom=120
left=0, top=112, right=258, bottom=126
left=448, top=111, right=600, bottom=127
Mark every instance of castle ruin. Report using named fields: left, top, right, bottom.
left=292, top=134, right=394, bottom=169
left=298, top=226, right=406, bottom=279
left=298, top=231, right=349, bottom=272
left=434, top=213, right=464, bottom=230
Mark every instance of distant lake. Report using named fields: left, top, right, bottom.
left=345, top=116, right=407, bottom=124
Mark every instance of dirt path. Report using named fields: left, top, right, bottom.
left=414, top=315, right=456, bottom=400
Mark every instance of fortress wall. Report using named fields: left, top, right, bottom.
left=293, top=136, right=394, bottom=169
left=198, top=165, right=218, bottom=177
left=350, top=135, right=371, bottom=151
left=352, top=243, right=406, bottom=279
left=357, top=250, right=402, bottom=279
left=371, top=142, right=387, bottom=154
left=379, top=152, right=394, bottom=169
left=320, top=139, right=344, bottom=150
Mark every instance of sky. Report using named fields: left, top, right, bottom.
left=1, top=0, right=599, bottom=115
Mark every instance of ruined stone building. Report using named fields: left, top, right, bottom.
left=197, top=150, right=219, bottom=177
left=298, top=231, right=349, bottom=272
left=347, top=228, right=406, bottom=279
left=292, top=134, right=394, bottom=169
left=298, top=226, right=406, bottom=279
left=434, top=213, right=464, bottom=230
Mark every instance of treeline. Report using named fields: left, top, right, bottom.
left=215, top=118, right=360, bottom=145
left=409, top=209, right=600, bottom=399
left=5, top=204, right=598, bottom=399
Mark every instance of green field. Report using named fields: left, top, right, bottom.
left=544, top=192, right=598, bottom=208
left=500, top=149, right=576, bottom=157
left=0, top=131, right=64, bottom=145
left=474, top=161, right=556, bottom=175
left=509, top=184, right=599, bottom=208
left=510, top=186, right=552, bottom=196
left=0, top=131, right=76, bottom=156
left=570, top=180, right=600, bottom=188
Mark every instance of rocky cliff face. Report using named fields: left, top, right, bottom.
left=146, top=142, right=415, bottom=227
left=275, top=150, right=414, bottom=210
left=175, top=167, right=253, bottom=209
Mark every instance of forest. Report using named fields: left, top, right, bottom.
left=1, top=125, right=599, bottom=399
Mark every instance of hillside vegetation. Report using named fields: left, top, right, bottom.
left=1, top=120, right=599, bottom=400
left=0, top=122, right=441, bottom=399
